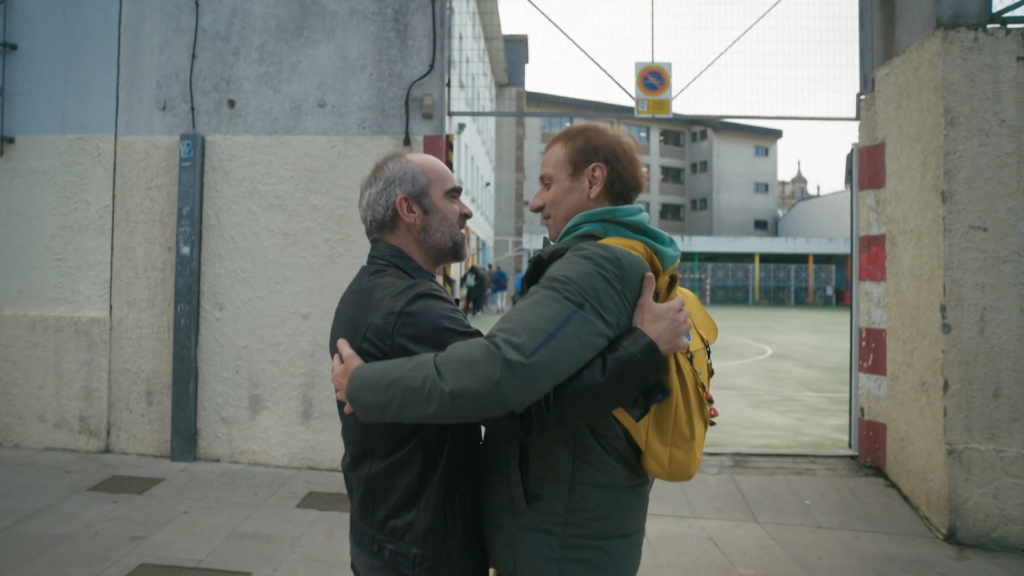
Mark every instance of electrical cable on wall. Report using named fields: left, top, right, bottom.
left=403, top=0, right=437, bottom=149
left=189, top=0, right=199, bottom=131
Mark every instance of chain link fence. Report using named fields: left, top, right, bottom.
left=677, top=262, right=837, bottom=306
left=452, top=0, right=860, bottom=120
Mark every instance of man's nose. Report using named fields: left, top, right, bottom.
left=460, top=201, right=474, bottom=220
left=528, top=193, right=543, bottom=214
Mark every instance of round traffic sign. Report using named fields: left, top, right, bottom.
left=637, top=65, right=670, bottom=98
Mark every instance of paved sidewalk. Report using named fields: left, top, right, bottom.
left=0, top=448, right=1021, bottom=576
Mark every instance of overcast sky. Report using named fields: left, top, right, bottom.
left=493, top=0, right=861, bottom=194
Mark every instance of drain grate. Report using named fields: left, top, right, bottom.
left=126, top=564, right=250, bottom=576
left=87, top=475, right=165, bottom=495
left=295, top=491, right=351, bottom=512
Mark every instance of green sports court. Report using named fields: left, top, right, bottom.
left=471, top=305, right=852, bottom=453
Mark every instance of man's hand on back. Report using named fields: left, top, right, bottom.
left=332, top=339, right=365, bottom=414
left=631, top=273, right=692, bottom=355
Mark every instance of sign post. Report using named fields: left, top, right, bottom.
left=634, top=62, right=672, bottom=118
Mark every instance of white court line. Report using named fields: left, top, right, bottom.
left=712, top=391, right=848, bottom=397
left=714, top=334, right=773, bottom=368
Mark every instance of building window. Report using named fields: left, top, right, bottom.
left=691, top=131, right=699, bottom=143
left=660, top=203, right=684, bottom=222
left=755, top=146, right=770, bottom=157
left=661, top=166, right=684, bottom=184
left=754, top=182, right=770, bottom=193
left=690, top=163, right=698, bottom=174
left=699, top=198, right=708, bottom=210
left=637, top=201, right=650, bottom=214
left=625, top=124, right=649, bottom=144
left=542, top=117, right=571, bottom=133
left=660, top=129, right=684, bottom=148
left=690, top=199, right=698, bottom=210
left=699, top=129, right=708, bottom=141
left=754, top=219, right=769, bottom=230
left=699, top=161, right=708, bottom=173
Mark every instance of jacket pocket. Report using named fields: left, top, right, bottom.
left=509, top=443, right=529, bottom=513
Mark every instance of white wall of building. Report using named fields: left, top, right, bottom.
left=712, top=133, right=780, bottom=236
left=448, top=0, right=502, bottom=266
left=778, top=190, right=851, bottom=238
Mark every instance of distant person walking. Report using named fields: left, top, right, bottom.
left=491, top=266, right=509, bottom=313
left=461, top=264, right=487, bottom=316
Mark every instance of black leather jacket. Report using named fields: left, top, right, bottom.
left=329, top=241, right=664, bottom=576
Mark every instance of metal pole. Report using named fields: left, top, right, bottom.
left=651, top=0, right=654, bottom=62
left=753, top=253, right=760, bottom=303
left=171, top=134, right=205, bottom=462
left=789, top=265, right=795, bottom=306
left=850, top=144, right=861, bottom=454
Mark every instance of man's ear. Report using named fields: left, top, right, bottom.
left=395, top=195, right=420, bottom=224
left=585, top=163, right=607, bottom=200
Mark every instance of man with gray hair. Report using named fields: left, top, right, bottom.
left=328, top=152, right=689, bottom=576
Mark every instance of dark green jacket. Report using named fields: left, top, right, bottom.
left=347, top=241, right=653, bottom=576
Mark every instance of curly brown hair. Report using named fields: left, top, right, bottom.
left=545, top=123, right=646, bottom=205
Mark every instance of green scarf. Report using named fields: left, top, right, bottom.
left=557, top=205, right=681, bottom=271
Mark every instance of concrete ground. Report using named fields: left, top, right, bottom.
left=471, top=305, right=852, bottom=453
left=2, top=448, right=1022, bottom=575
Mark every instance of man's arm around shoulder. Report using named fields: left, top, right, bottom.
left=345, top=241, right=651, bottom=424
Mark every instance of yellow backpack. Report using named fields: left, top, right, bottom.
left=599, top=238, right=718, bottom=482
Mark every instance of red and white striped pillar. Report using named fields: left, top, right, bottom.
left=857, top=141, right=888, bottom=470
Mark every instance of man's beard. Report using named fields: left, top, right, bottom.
left=419, top=209, right=467, bottom=266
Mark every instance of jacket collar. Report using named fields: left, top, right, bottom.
left=368, top=240, right=438, bottom=282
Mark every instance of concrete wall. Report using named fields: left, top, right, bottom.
left=858, top=27, right=1024, bottom=550
left=117, top=0, right=447, bottom=137
left=0, top=136, right=115, bottom=451
left=779, top=191, right=851, bottom=239
left=196, top=136, right=407, bottom=469
left=0, top=0, right=451, bottom=467
left=858, top=32, right=949, bottom=531
left=937, top=28, right=1023, bottom=550
left=3, top=0, right=120, bottom=134
left=107, top=137, right=181, bottom=456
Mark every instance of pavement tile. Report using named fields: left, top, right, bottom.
left=265, top=470, right=346, bottom=510
left=0, top=448, right=39, bottom=465
left=787, top=475, right=899, bottom=534
left=647, top=480, right=694, bottom=518
left=761, top=523, right=883, bottom=576
left=289, top=509, right=351, bottom=568
left=840, top=476, right=932, bottom=537
left=15, top=491, right=136, bottom=535
left=200, top=531, right=295, bottom=574
left=273, top=550, right=354, bottom=576
left=0, top=529, right=68, bottom=575
left=232, top=502, right=320, bottom=547
left=97, top=495, right=199, bottom=538
left=98, top=555, right=201, bottom=576
left=732, top=475, right=821, bottom=528
left=980, top=550, right=1024, bottom=575
left=16, top=528, right=144, bottom=576
left=642, top=515, right=739, bottom=574
left=700, top=518, right=813, bottom=576
left=678, top=474, right=757, bottom=522
left=144, top=468, right=225, bottom=501
left=197, top=467, right=294, bottom=507
left=133, top=500, right=256, bottom=560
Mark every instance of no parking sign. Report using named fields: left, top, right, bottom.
left=635, top=62, right=672, bottom=118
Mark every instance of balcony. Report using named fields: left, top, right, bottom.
left=660, top=182, right=686, bottom=197
left=659, top=220, right=686, bottom=235
left=660, top=145, right=686, bottom=161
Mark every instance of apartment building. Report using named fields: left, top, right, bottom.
left=521, top=93, right=782, bottom=246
